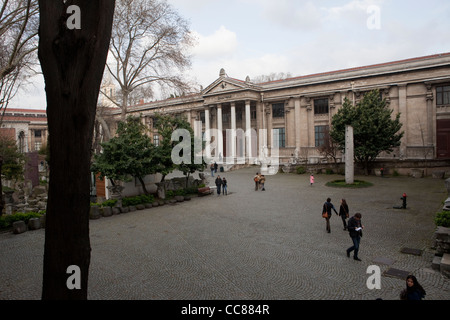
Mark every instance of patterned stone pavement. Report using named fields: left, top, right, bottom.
left=1, top=167, right=449, bottom=300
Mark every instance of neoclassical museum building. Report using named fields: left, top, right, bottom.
left=109, top=52, right=450, bottom=168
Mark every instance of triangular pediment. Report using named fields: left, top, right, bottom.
left=203, top=77, right=248, bottom=96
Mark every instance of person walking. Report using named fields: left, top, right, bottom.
left=210, top=163, right=215, bottom=177
left=346, top=213, right=364, bottom=261
left=214, top=162, right=218, bottom=173
left=254, top=173, right=260, bottom=191
left=260, top=175, right=266, bottom=191
left=215, top=175, right=222, bottom=196
left=222, top=177, right=228, bottom=195
left=339, top=199, right=349, bottom=230
left=310, top=174, right=314, bottom=186
left=322, top=197, right=338, bottom=233
left=400, top=275, right=426, bottom=300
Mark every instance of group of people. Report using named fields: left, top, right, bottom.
left=253, top=172, right=266, bottom=191
left=322, top=197, right=363, bottom=262
left=214, top=175, right=228, bottom=195
left=322, top=197, right=426, bottom=300
left=210, top=162, right=218, bottom=177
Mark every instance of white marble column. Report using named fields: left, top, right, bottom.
left=217, top=104, right=223, bottom=162
left=245, top=100, right=252, bottom=160
left=204, top=106, right=211, bottom=159
left=231, top=102, right=236, bottom=159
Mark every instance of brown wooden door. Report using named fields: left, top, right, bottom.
left=437, top=119, right=450, bottom=158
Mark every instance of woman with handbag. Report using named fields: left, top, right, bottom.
left=339, top=199, right=349, bottom=230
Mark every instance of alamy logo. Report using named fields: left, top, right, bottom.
left=366, top=265, right=381, bottom=290
left=66, top=4, right=81, bottom=30
left=367, top=5, right=381, bottom=30
left=66, top=265, right=81, bottom=290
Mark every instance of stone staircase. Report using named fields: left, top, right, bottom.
left=432, top=226, right=450, bottom=278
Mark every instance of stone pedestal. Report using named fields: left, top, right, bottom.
left=28, top=218, right=41, bottom=230
left=13, top=221, right=27, bottom=234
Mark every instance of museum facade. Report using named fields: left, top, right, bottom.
left=112, top=52, right=450, bottom=167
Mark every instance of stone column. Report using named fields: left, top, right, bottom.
left=230, top=102, right=236, bottom=160
left=245, top=100, right=252, bottom=160
left=398, top=85, right=408, bottom=158
left=217, top=104, right=223, bottom=162
left=266, top=103, right=272, bottom=151
left=204, top=106, right=211, bottom=160
left=294, top=97, right=301, bottom=152
left=345, top=125, right=354, bottom=184
left=426, top=84, right=434, bottom=147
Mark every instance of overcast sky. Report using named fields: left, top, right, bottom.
left=9, top=0, right=450, bottom=110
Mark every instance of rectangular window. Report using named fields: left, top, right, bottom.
left=273, top=127, right=285, bottom=148
left=34, top=130, right=42, bottom=138
left=314, top=98, right=329, bottom=114
left=437, top=85, right=450, bottom=105
left=272, top=103, right=285, bottom=118
left=315, top=125, right=329, bottom=147
left=153, top=134, right=159, bottom=146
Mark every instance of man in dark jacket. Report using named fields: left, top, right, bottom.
left=215, top=175, right=222, bottom=196
left=323, top=198, right=338, bottom=233
left=346, top=213, right=364, bottom=261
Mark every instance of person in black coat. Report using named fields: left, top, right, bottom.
left=339, top=199, right=349, bottom=230
left=215, top=175, right=222, bottom=195
left=322, top=198, right=338, bottom=233
left=222, top=177, right=228, bottom=195
left=346, top=213, right=364, bottom=261
left=400, top=275, right=426, bottom=300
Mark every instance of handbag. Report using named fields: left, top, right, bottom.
left=322, top=204, right=328, bottom=218
left=343, top=205, right=349, bottom=218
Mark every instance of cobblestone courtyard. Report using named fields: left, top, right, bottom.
left=1, top=167, right=449, bottom=300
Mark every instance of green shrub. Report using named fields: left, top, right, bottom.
left=435, top=211, right=450, bottom=228
left=0, top=211, right=44, bottom=229
left=185, top=186, right=199, bottom=194
left=122, top=194, right=155, bottom=207
left=101, top=199, right=118, bottom=207
left=326, top=179, right=373, bottom=188
left=296, top=166, right=306, bottom=174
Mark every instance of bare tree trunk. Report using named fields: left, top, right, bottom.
left=38, top=0, right=115, bottom=300
left=121, top=90, right=128, bottom=121
left=0, top=155, right=3, bottom=214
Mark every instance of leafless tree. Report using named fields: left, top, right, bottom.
left=0, top=0, right=39, bottom=120
left=317, top=125, right=340, bottom=170
left=103, top=0, right=195, bottom=121
left=252, top=72, right=293, bottom=84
